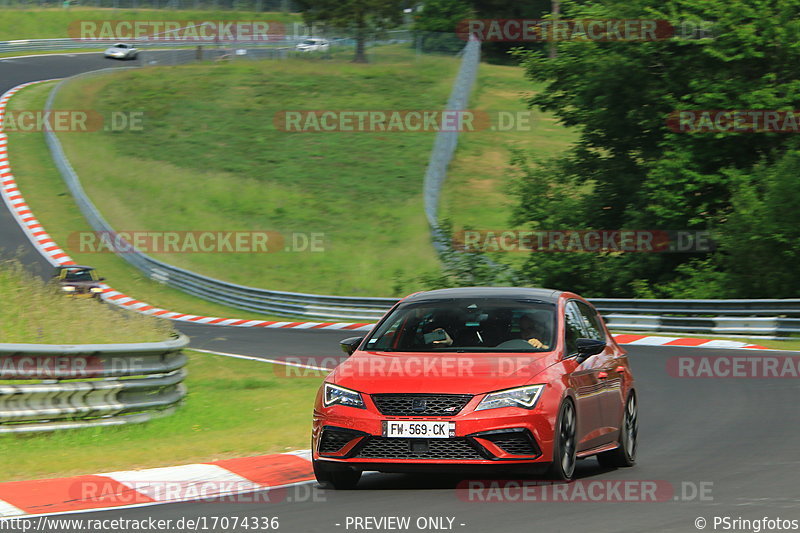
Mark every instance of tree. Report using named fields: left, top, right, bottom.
left=466, top=0, right=552, bottom=63
left=413, top=0, right=473, bottom=54
left=295, top=0, right=407, bottom=62
left=714, top=145, right=800, bottom=297
left=509, top=0, right=800, bottom=297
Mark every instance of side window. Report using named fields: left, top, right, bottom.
left=564, top=302, right=587, bottom=356
left=576, top=302, right=606, bottom=342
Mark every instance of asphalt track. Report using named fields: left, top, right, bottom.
left=3, top=52, right=800, bottom=533
left=34, top=345, right=800, bottom=533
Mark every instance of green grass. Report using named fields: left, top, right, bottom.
left=51, top=45, right=577, bottom=297
left=7, top=41, right=579, bottom=301
left=54, top=46, right=452, bottom=296
left=5, top=82, right=318, bottom=322
left=755, top=339, right=800, bottom=351
left=0, top=350, right=323, bottom=481
left=441, top=63, right=578, bottom=230
left=0, top=260, right=172, bottom=343
left=0, top=7, right=300, bottom=41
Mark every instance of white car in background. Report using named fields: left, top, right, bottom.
left=104, top=43, right=139, bottom=60
left=296, top=38, right=330, bottom=53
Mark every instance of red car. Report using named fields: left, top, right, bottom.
left=312, top=287, right=637, bottom=489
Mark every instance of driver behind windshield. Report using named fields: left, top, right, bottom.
left=365, top=300, right=554, bottom=352
left=517, top=312, right=550, bottom=350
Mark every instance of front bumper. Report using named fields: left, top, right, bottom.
left=313, top=400, right=557, bottom=468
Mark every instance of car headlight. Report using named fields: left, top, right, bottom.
left=90, top=287, right=103, bottom=293
left=323, top=383, right=365, bottom=409
left=475, top=384, right=545, bottom=411
left=61, top=286, right=76, bottom=292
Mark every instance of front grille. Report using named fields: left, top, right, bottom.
left=319, top=430, right=356, bottom=454
left=371, top=394, right=472, bottom=417
left=354, top=437, right=484, bottom=460
left=485, top=433, right=539, bottom=456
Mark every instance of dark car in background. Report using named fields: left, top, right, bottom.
left=54, top=265, right=105, bottom=299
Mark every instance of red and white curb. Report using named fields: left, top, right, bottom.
left=0, top=451, right=314, bottom=518
left=611, top=334, right=765, bottom=350
left=0, top=81, right=767, bottom=348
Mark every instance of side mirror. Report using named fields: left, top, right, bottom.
left=340, top=336, right=364, bottom=356
left=99, top=277, right=106, bottom=281
left=575, top=338, right=606, bottom=363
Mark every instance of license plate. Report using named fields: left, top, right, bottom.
left=382, top=420, right=455, bottom=439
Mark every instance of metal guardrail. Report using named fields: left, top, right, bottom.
left=592, top=300, right=800, bottom=337
left=423, top=36, right=480, bottom=252
left=0, top=334, right=189, bottom=434
left=601, top=314, right=800, bottom=337
left=590, top=298, right=800, bottom=316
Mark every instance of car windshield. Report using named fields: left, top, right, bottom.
left=64, top=269, right=95, bottom=282
left=302, top=40, right=318, bottom=45
left=365, top=298, right=556, bottom=353
left=115, top=44, right=128, bottom=49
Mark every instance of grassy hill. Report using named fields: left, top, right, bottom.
left=11, top=45, right=576, bottom=299
left=0, top=7, right=300, bottom=41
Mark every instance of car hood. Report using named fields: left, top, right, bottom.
left=329, top=350, right=557, bottom=394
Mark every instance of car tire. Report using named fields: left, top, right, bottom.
left=313, top=459, right=361, bottom=490
left=548, top=398, right=577, bottom=480
left=597, top=392, right=637, bottom=468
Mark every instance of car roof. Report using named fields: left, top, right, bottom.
left=403, top=286, right=562, bottom=304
